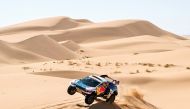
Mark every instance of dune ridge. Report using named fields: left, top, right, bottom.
left=0, top=16, right=92, bottom=35
left=49, top=20, right=185, bottom=43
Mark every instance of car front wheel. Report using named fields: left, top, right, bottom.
left=67, top=86, right=76, bottom=95
left=85, top=94, right=95, bottom=104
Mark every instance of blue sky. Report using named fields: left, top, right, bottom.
left=0, top=0, right=190, bottom=35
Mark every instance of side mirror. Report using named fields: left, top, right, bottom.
left=113, top=80, right=120, bottom=85
left=116, top=81, right=120, bottom=85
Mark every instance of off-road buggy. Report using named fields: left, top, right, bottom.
left=67, top=75, right=119, bottom=104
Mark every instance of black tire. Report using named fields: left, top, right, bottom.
left=106, top=94, right=116, bottom=103
left=67, top=86, right=76, bottom=95
left=85, top=94, right=95, bottom=105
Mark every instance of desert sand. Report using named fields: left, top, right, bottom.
left=0, top=16, right=190, bottom=109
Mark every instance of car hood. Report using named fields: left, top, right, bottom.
left=75, top=80, right=96, bottom=91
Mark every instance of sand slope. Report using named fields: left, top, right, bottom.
left=59, top=40, right=80, bottom=51
left=0, top=40, right=50, bottom=64
left=17, top=35, right=78, bottom=60
left=81, top=35, right=182, bottom=53
left=0, top=34, right=78, bottom=64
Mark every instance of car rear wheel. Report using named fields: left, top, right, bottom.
left=67, top=86, right=76, bottom=95
left=106, top=94, right=115, bottom=103
left=85, top=94, right=95, bottom=104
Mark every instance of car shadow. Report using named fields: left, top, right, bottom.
left=76, top=98, right=121, bottom=109
left=89, top=102, right=121, bottom=109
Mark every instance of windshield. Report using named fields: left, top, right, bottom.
left=81, top=77, right=100, bottom=87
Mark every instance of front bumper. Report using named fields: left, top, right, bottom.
left=76, top=87, right=92, bottom=95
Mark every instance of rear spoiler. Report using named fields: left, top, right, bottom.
left=100, top=75, right=120, bottom=85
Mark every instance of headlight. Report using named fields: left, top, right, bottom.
left=70, top=79, right=77, bottom=85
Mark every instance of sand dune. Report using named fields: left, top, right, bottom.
left=0, top=16, right=92, bottom=35
left=49, top=20, right=185, bottom=43
left=79, top=35, right=188, bottom=57
left=59, top=40, right=80, bottom=51
left=17, top=35, right=78, bottom=60
left=0, top=18, right=185, bottom=43
left=81, top=35, right=183, bottom=54
left=0, top=40, right=50, bottom=64
left=0, top=35, right=78, bottom=64
left=0, top=17, right=93, bottom=43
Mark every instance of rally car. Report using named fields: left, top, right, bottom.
left=67, top=75, right=119, bottom=104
